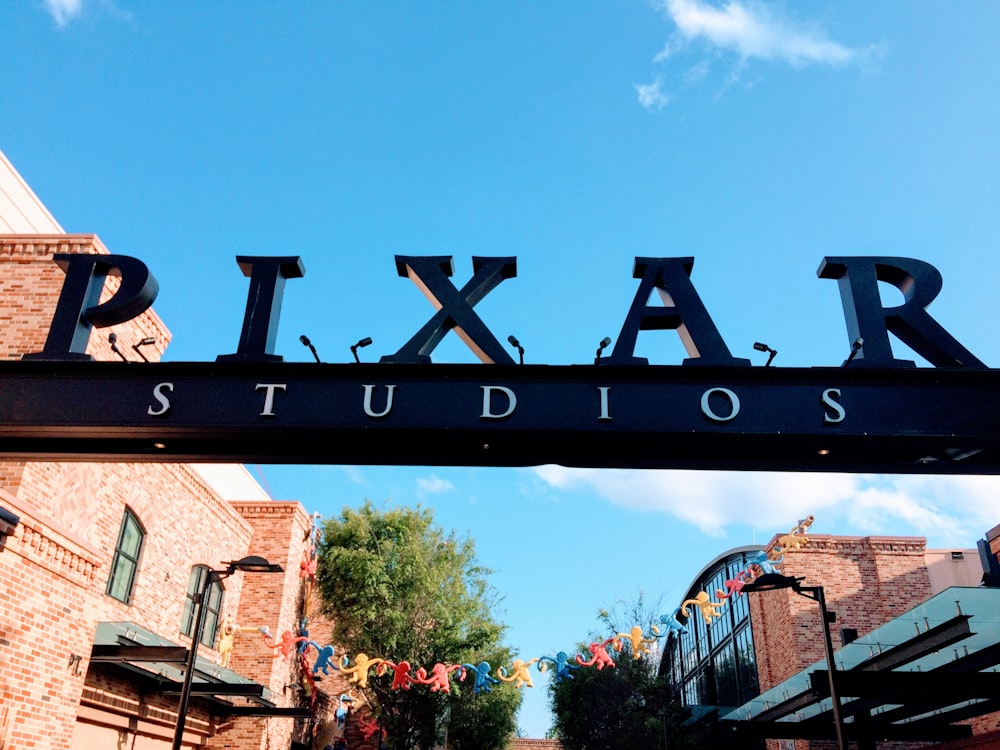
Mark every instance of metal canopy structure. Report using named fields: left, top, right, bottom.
left=2, top=360, right=1000, bottom=473
left=721, top=587, right=1000, bottom=744
left=90, top=622, right=310, bottom=719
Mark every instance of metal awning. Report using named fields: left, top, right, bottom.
left=720, top=587, right=1000, bottom=743
left=90, top=621, right=310, bottom=718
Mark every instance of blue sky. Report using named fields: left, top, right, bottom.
left=4, top=0, right=1000, bottom=738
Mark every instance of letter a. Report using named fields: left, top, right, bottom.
left=607, top=257, right=749, bottom=366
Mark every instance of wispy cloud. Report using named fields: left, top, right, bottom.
left=44, top=0, right=83, bottom=27
left=660, top=0, right=858, bottom=66
left=416, top=474, right=456, bottom=496
left=342, top=466, right=368, bottom=485
left=532, top=466, right=1000, bottom=547
left=635, top=79, right=671, bottom=110
left=640, top=0, right=876, bottom=108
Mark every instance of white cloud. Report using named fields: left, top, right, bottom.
left=659, top=0, right=858, bottom=66
left=636, top=79, right=671, bottom=110
left=44, top=0, right=83, bottom=27
left=684, top=60, right=711, bottom=85
left=531, top=466, right=1000, bottom=547
left=416, top=474, right=456, bottom=495
left=341, top=466, right=368, bottom=485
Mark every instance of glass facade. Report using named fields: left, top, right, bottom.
left=660, top=547, right=761, bottom=711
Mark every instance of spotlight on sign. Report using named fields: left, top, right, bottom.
left=351, top=337, right=373, bottom=364
left=508, top=335, right=524, bottom=365
left=594, top=337, right=612, bottom=366
left=300, top=334, right=321, bottom=363
left=132, top=336, right=156, bottom=363
left=753, top=341, right=777, bottom=367
left=842, top=338, right=864, bottom=368
left=108, top=333, right=128, bottom=362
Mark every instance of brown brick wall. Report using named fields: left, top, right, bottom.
left=511, top=740, right=562, bottom=750
left=750, top=535, right=932, bottom=693
left=206, top=502, right=315, bottom=750
left=0, top=241, right=314, bottom=749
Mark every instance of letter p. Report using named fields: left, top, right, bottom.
left=24, top=254, right=159, bottom=361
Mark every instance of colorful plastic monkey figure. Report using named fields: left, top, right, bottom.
left=460, top=661, right=502, bottom=694
left=216, top=614, right=261, bottom=668
left=777, top=514, right=814, bottom=551
left=310, top=643, right=339, bottom=676
left=411, top=662, right=461, bottom=693
left=651, top=608, right=688, bottom=637
left=357, top=712, right=383, bottom=741
left=716, top=570, right=753, bottom=600
left=537, top=651, right=581, bottom=682
left=497, top=658, right=540, bottom=688
left=260, top=627, right=309, bottom=660
left=681, top=591, right=725, bottom=625
left=749, top=549, right=782, bottom=575
left=614, top=626, right=659, bottom=660
left=380, top=660, right=414, bottom=690
left=340, top=653, right=385, bottom=688
left=576, top=638, right=616, bottom=670
left=334, top=692, right=354, bottom=727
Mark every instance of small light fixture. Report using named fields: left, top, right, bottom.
left=350, top=337, right=373, bottom=364
left=818, top=448, right=831, bottom=456
left=753, top=341, right=777, bottom=367
left=842, top=338, right=863, bottom=367
left=594, top=337, right=612, bottom=365
left=132, top=337, right=156, bottom=363
left=507, top=335, right=524, bottom=365
left=108, top=333, right=128, bottom=362
left=300, top=334, right=321, bottom=363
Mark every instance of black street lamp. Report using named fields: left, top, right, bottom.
left=741, top=573, right=846, bottom=750
left=171, top=555, right=284, bottom=750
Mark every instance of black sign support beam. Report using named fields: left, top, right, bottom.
left=1, top=361, right=999, bottom=472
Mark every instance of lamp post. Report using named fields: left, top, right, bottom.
left=171, top=555, right=283, bottom=750
left=742, top=573, right=846, bottom=750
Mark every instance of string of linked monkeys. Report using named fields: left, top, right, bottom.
left=222, top=515, right=813, bottom=715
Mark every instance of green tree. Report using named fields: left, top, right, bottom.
left=446, top=644, right=520, bottom=750
left=316, top=501, right=519, bottom=750
left=549, top=594, right=702, bottom=750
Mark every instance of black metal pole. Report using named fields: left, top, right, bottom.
left=800, top=584, right=846, bottom=750
left=172, top=570, right=215, bottom=750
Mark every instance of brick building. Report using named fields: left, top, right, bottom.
left=0, top=150, right=350, bottom=748
left=661, top=531, right=997, bottom=749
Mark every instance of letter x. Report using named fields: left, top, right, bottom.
left=380, top=256, right=517, bottom=364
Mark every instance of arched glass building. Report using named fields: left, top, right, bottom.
left=659, top=546, right=762, bottom=712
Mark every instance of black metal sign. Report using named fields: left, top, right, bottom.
left=5, top=252, right=997, bottom=472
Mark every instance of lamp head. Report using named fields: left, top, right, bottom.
left=224, top=555, right=284, bottom=574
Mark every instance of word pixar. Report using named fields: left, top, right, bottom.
left=25, top=253, right=985, bottom=370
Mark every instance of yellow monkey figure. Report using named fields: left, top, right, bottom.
left=497, top=658, right=539, bottom=688
left=681, top=591, right=724, bottom=625
left=341, top=653, right=385, bottom=688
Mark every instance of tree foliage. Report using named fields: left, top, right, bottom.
left=549, top=594, right=703, bottom=750
left=316, top=501, right=519, bottom=750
